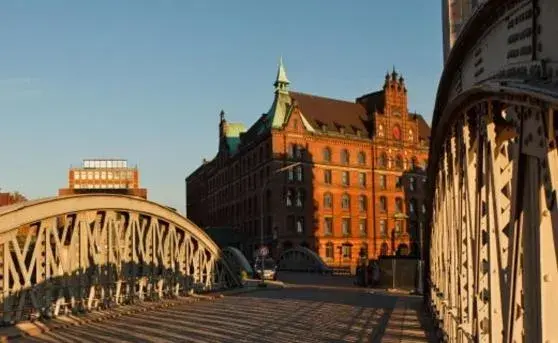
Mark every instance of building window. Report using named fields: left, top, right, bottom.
left=380, top=196, right=387, bottom=212
left=324, top=170, right=332, bottom=184
left=296, top=189, right=304, bottom=207
left=296, top=217, right=304, bottom=233
left=358, top=151, right=366, bottom=165
left=395, top=221, right=402, bottom=237
left=288, top=168, right=294, bottom=181
left=380, top=175, right=387, bottom=189
left=396, top=176, right=403, bottom=188
left=74, top=172, right=80, bottom=180
left=342, top=245, right=352, bottom=259
left=341, top=149, right=349, bottom=164
left=107, top=171, right=113, bottom=180
left=341, top=194, right=350, bottom=209
left=380, top=220, right=387, bottom=238
left=294, top=145, right=302, bottom=159
left=101, top=171, right=107, bottom=180
left=358, top=195, right=367, bottom=212
left=323, top=147, right=332, bottom=162
left=378, top=124, right=384, bottom=137
left=395, top=155, right=404, bottom=169
left=358, top=172, right=366, bottom=187
left=359, top=219, right=367, bottom=236
left=323, top=192, right=333, bottom=209
left=379, top=153, right=387, bottom=168
left=286, top=189, right=293, bottom=207
left=325, top=243, right=334, bottom=259
left=409, top=198, right=417, bottom=214
left=94, top=171, right=100, bottom=180
left=324, top=217, right=333, bottom=236
left=380, top=243, right=389, bottom=256
left=295, top=166, right=303, bottom=181
left=409, top=177, right=416, bottom=191
left=342, top=218, right=351, bottom=236
left=342, top=171, right=350, bottom=186
left=395, top=197, right=404, bottom=212
left=288, top=144, right=295, bottom=158
left=408, top=129, right=414, bottom=142
left=422, top=203, right=427, bottom=214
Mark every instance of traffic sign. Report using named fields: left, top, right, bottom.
left=258, top=246, right=269, bottom=257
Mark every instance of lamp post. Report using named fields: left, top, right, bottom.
left=259, top=161, right=301, bottom=285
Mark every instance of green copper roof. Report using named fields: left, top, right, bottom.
left=225, top=123, right=245, bottom=137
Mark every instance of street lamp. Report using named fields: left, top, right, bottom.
left=258, top=161, right=301, bottom=285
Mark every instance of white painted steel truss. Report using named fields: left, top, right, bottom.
left=429, top=93, right=558, bottom=342
left=0, top=195, right=240, bottom=324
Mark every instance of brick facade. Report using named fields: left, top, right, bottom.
left=186, top=63, right=430, bottom=270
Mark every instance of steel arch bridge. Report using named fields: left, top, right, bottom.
left=277, top=246, right=330, bottom=273
left=0, top=194, right=241, bottom=324
left=427, top=0, right=558, bottom=342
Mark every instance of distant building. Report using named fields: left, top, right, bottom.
left=58, top=159, right=147, bottom=199
left=442, top=0, right=485, bottom=62
left=0, top=191, right=27, bottom=207
left=186, top=59, right=430, bottom=270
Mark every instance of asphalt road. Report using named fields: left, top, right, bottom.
left=17, top=273, right=437, bottom=343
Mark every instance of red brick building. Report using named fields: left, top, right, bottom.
left=0, top=191, right=27, bottom=207
left=186, top=60, right=430, bottom=269
left=59, top=159, right=147, bottom=199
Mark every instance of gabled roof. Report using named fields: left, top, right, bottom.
left=289, top=92, right=371, bottom=136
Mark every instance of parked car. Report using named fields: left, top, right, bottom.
left=253, top=258, right=277, bottom=281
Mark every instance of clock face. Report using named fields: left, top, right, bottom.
left=393, top=126, right=401, bottom=140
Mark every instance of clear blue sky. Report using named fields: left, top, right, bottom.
left=0, top=0, right=443, bottom=213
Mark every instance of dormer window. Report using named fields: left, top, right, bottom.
left=356, top=129, right=362, bottom=137
left=339, top=127, right=345, bottom=134
left=322, top=124, right=327, bottom=132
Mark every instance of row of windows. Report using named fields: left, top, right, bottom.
left=288, top=144, right=368, bottom=166
left=323, top=217, right=368, bottom=237
left=322, top=193, right=368, bottom=211
left=324, top=243, right=368, bottom=260
left=74, top=170, right=133, bottom=181
left=74, top=184, right=129, bottom=189
left=322, top=170, right=367, bottom=187
left=377, top=153, right=427, bottom=170
left=322, top=218, right=406, bottom=238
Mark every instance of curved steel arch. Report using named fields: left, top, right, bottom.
left=222, top=246, right=253, bottom=276
left=277, top=246, right=330, bottom=273
left=426, top=1, right=558, bottom=342
left=0, top=194, right=241, bottom=324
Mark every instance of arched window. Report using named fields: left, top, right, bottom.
left=323, top=192, right=333, bottom=209
left=395, top=155, right=404, bottom=169
left=294, top=145, right=302, bottom=159
left=395, top=197, right=404, bottom=212
left=380, top=220, right=387, bottom=237
left=341, top=149, right=350, bottom=164
left=295, top=165, right=303, bottom=181
left=379, top=153, right=387, bottom=168
left=325, top=242, right=334, bottom=259
left=286, top=189, right=293, bottom=207
left=323, top=147, right=332, bottom=162
left=296, top=189, right=305, bottom=207
left=357, top=151, right=366, bottom=165
left=408, top=129, right=414, bottom=142
left=341, top=193, right=350, bottom=209
left=409, top=198, right=417, bottom=214
left=380, top=196, right=387, bottom=212
left=296, top=217, right=304, bottom=233
left=358, top=195, right=367, bottom=212
left=409, top=177, right=417, bottom=191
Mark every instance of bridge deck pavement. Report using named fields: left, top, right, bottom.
left=5, top=273, right=437, bottom=342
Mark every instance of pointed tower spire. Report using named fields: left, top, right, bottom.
left=274, top=56, right=290, bottom=93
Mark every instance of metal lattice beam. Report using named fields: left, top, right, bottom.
left=0, top=194, right=240, bottom=324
